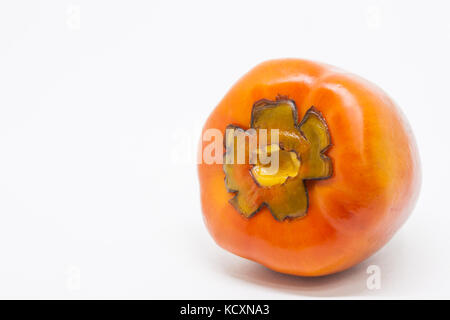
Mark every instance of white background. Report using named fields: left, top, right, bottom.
left=0, top=0, right=449, bottom=299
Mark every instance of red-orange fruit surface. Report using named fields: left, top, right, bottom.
left=198, top=58, right=421, bottom=276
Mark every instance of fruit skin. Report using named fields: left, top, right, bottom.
left=198, top=58, right=421, bottom=277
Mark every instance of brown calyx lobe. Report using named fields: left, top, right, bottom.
left=223, top=98, right=332, bottom=221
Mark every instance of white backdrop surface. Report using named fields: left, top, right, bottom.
left=0, top=0, right=449, bottom=299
